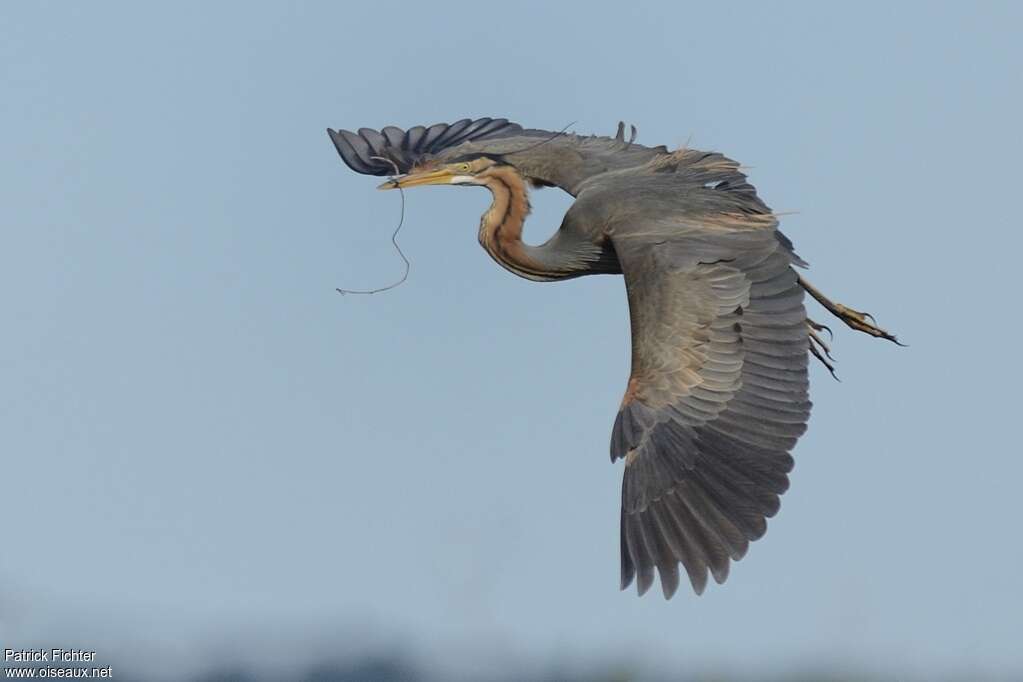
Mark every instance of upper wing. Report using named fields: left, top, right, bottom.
left=609, top=223, right=810, bottom=598
left=327, top=118, right=671, bottom=194
left=327, top=117, right=528, bottom=176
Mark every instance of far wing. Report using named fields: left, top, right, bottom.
left=327, top=118, right=526, bottom=176
left=327, top=118, right=670, bottom=194
left=610, top=227, right=810, bottom=598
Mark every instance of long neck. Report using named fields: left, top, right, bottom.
left=476, top=166, right=595, bottom=282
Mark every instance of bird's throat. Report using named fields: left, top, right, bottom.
left=477, top=167, right=564, bottom=281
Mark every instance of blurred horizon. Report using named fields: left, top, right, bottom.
left=4, top=606, right=1017, bottom=682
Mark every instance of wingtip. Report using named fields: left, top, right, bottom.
left=635, top=571, right=654, bottom=597
left=710, top=561, right=730, bottom=586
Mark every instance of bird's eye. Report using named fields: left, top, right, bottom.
left=458, top=163, right=471, bottom=173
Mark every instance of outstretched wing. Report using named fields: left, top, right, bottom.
left=327, top=118, right=672, bottom=194
left=327, top=117, right=527, bottom=176
left=609, top=220, right=810, bottom=599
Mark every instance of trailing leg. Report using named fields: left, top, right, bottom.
left=798, top=276, right=904, bottom=345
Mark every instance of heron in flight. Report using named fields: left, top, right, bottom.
left=327, top=118, right=899, bottom=599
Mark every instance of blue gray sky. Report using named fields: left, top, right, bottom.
left=2, top=1, right=1021, bottom=679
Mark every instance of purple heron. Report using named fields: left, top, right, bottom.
left=327, top=118, right=899, bottom=599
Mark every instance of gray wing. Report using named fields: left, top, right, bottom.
left=327, top=118, right=670, bottom=193
left=327, top=117, right=527, bottom=176
left=606, top=204, right=810, bottom=598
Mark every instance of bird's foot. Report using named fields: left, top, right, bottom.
left=807, top=318, right=838, bottom=380
left=798, top=276, right=905, bottom=346
left=807, top=317, right=833, bottom=338
left=828, top=302, right=903, bottom=345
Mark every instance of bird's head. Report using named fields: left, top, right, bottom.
left=377, top=155, right=508, bottom=190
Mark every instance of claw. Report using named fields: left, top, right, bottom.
left=840, top=304, right=877, bottom=327
left=806, top=317, right=833, bottom=340
left=808, top=326, right=835, bottom=361
left=832, top=303, right=905, bottom=346
left=809, top=337, right=839, bottom=381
